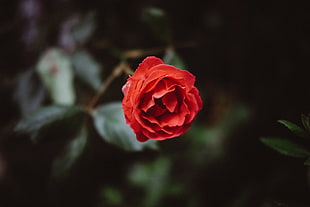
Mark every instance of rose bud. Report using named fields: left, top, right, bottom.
left=122, top=56, right=203, bottom=142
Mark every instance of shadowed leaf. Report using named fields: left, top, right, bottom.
left=15, top=105, right=86, bottom=142
left=278, top=120, right=310, bottom=138
left=142, top=7, right=172, bottom=42
left=72, top=50, right=103, bottom=91
left=36, top=48, right=75, bottom=105
left=301, top=113, right=310, bottom=131
left=14, top=69, right=46, bottom=115
left=51, top=127, right=88, bottom=178
left=261, top=137, right=310, bottom=158
left=163, top=48, right=186, bottom=70
left=92, top=102, right=158, bottom=151
left=72, top=11, right=96, bottom=45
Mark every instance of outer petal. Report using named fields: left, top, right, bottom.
left=131, top=56, right=164, bottom=80
left=122, top=80, right=131, bottom=96
left=136, top=132, right=149, bottom=142
left=144, top=64, right=196, bottom=90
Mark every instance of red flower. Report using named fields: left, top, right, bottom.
left=122, top=56, right=203, bottom=142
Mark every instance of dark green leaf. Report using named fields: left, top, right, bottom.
left=72, top=12, right=96, bottom=45
left=261, top=137, right=310, bottom=158
left=163, top=48, right=186, bottom=70
left=15, top=105, right=86, bottom=142
left=92, top=102, right=158, bottom=151
left=278, top=120, right=310, bottom=138
left=51, top=127, right=88, bottom=178
left=141, top=7, right=172, bottom=42
left=14, top=69, right=46, bottom=116
left=36, top=48, right=75, bottom=105
left=72, top=50, right=103, bottom=91
left=301, top=113, right=310, bottom=131
left=304, top=157, right=310, bottom=166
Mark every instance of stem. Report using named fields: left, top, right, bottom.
left=86, top=62, right=131, bottom=113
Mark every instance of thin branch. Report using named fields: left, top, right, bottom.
left=86, top=62, right=131, bottom=113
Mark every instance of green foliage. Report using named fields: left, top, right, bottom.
left=301, top=113, right=310, bottom=131
left=51, top=127, right=88, bottom=178
left=186, top=104, right=250, bottom=164
left=71, top=50, right=103, bottom=91
left=15, top=105, right=86, bottom=142
left=14, top=70, right=46, bottom=115
left=71, top=11, right=96, bottom=45
left=92, top=102, right=158, bottom=151
left=36, top=48, right=75, bottom=105
left=261, top=114, right=310, bottom=166
left=100, top=186, right=123, bottom=206
left=278, top=119, right=310, bottom=138
left=163, top=48, right=186, bottom=70
left=128, top=157, right=172, bottom=207
left=141, top=7, right=172, bottom=42
left=261, top=137, right=310, bottom=158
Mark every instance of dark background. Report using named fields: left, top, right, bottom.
left=0, top=0, right=309, bottom=207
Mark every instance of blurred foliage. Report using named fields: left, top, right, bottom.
left=36, top=48, right=76, bottom=105
left=141, top=7, right=172, bottom=43
left=0, top=1, right=309, bottom=207
left=51, top=127, right=88, bottom=178
left=92, top=102, right=158, bottom=151
left=163, top=48, right=187, bottom=70
left=261, top=114, right=310, bottom=166
left=71, top=50, right=103, bottom=91
left=15, top=105, right=86, bottom=142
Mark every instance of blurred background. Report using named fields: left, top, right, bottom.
left=0, top=0, right=309, bottom=206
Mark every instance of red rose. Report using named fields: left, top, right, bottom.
left=122, top=56, right=203, bottom=142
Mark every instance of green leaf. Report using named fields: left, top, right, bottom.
left=128, top=157, right=171, bottom=207
left=36, top=48, right=75, bottom=105
left=51, top=127, right=88, bottom=178
left=304, top=157, right=310, bottom=166
left=72, top=11, right=96, bottom=45
left=261, top=137, right=310, bottom=158
left=163, top=48, right=186, bottom=70
left=15, top=105, right=86, bottom=142
left=92, top=102, right=158, bottom=151
left=14, top=69, right=46, bottom=116
left=301, top=113, right=310, bottom=131
left=278, top=120, right=310, bottom=138
left=141, top=7, right=172, bottom=42
left=71, top=50, right=103, bottom=91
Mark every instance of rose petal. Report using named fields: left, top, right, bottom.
left=162, top=92, right=178, bottom=112
left=158, top=112, right=186, bottom=127
left=122, top=80, right=130, bottom=96
left=152, top=81, right=167, bottom=99
left=147, top=104, right=167, bottom=117
left=191, top=87, right=203, bottom=110
left=144, top=64, right=196, bottom=90
left=141, top=116, right=176, bottom=135
left=136, top=132, right=149, bottom=142
left=131, top=56, right=163, bottom=80
left=184, top=89, right=202, bottom=123
left=152, top=80, right=176, bottom=99
left=140, top=129, right=171, bottom=140
left=140, top=92, right=155, bottom=112
left=141, top=124, right=190, bottom=141
left=163, top=78, right=178, bottom=90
